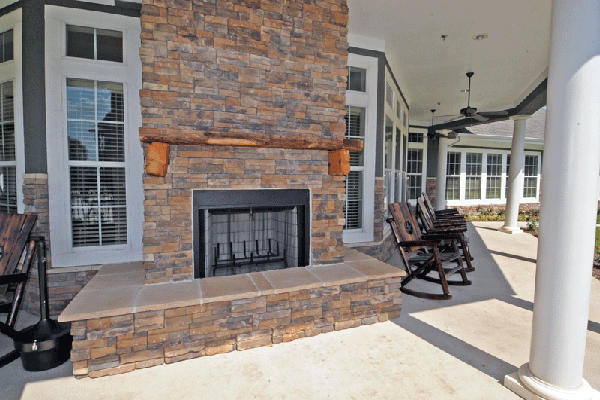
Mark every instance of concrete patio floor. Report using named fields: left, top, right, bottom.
left=2, top=221, right=599, bottom=399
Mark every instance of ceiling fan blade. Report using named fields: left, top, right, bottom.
left=472, top=113, right=489, bottom=122
left=478, top=110, right=509, bottom=117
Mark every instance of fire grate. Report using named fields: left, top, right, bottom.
left=209, top=207, right=292, bottom=276
left=193, top=189, right=310, bottom=279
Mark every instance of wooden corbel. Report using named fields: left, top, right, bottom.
left=328, top=149, right=351, bottom=176
left=145, top=142, right=170, bottom=177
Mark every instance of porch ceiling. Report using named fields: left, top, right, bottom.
left=348, top=0, right=552, bottom=124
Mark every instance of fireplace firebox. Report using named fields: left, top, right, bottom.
left=193, top=189, right=310, bottom=279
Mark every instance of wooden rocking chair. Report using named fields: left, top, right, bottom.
left=422, top=192, right=462, bottom=218
left=0, top=213, right=39, bottom=367
left=388, top=203, right=471, bottom=300
left=416, top=197, right=475, bottom=272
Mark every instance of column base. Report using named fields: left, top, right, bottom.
left=504, top=364, right=599, bottom=400
left=498, top=225, right=523, bottom=234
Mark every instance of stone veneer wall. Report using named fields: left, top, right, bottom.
left=350, top=231, right=396, bottom=264
left=372, top=177, right=385, bottom=242
left=143, top=145, right=346, bottom=283
left=70, top=276, right=402, bottom=378
left=139, top=0, right=350, bottom=282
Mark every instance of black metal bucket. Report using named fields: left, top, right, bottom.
left=13, top=239, right=72, bottom=371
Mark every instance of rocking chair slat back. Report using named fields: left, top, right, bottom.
left=416, top=197, right=435, bottom=230
left=0, top=213, right=37, bottom=276
left=389, top=202, right=421, bottom=242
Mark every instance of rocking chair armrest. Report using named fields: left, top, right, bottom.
left=434, top=215, right=466, bottom=221
left=435, top=209, right=460, bottom=215
left=422, top=233, right=462, bottom=241
left=400, top=239, right=441, bottom=247
left=432, top=220, right=466, bottom=226
left=0, top=272, right=28, bottom=285
left=426, top=227, right=467, bottom=235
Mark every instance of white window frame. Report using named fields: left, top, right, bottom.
left=407, top=127, right=428, bottom=205
left=343, top=54, right=377, bottom=244
left=382, top=70, right=407, bottom=233
left=445, top=148, right=542, bottom=206
left=0, top=11, right=24, bottom=213
left=46, top=7, right=143, bottom=267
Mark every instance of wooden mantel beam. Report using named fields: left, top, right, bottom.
left=139, top=127, right=363, bottom=152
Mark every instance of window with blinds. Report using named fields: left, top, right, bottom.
left=446, top=152, right=461, bottom=200
left=465, top=153, right=482, bottom=200
left=486, top=154, right=502, bottom=199
left=0, top=81, right=16, bottom=212
left=524, top=155, right=539, bottom=198
left=67, top=78, right=127, bottom=247
left=344, top=105, right=365, bottom=230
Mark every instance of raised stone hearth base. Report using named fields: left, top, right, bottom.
left=59, top=248, right=404, bottom=378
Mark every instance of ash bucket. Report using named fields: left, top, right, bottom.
left=13, top=238, right=72, bottom=371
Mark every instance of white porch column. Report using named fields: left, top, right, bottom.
left=435, top=135, right=448, bottom=210
left=504, top=0, right=600, bottom=399
left=499, top=116, right=527, bottom=234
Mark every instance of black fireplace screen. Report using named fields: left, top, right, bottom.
left=193, top=190, right=310, bottom=279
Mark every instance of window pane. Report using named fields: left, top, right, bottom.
left=523, top=155, right=539, bottom=197
left=0, top=81, right=15, bottom=162
left=344, top=170, right=362, bottom=229
left=465, top=177, right=481, bottom=200
left=0, top=166, right=16, bottom=212
left=67, top=79, right=95, bottom=120
left=446, top=152, right=461, bottom=176
left=384, top=117, right=393, bottom=170
left=345, top=106, right=365, bottom=167
left=68, top=78, right=128, bottom=248
left=97, top=82, right=124, bottom=122
left=67, top=25, right=94, bottom=60
left=2, top=30, right=12, bottom=63
left=466, top=153, right=482, bottom=176
left=486, top=154, right=502, bottom=199
left=465, top=153, right=482, bottom=200
left=486, top=177, right=501, bottom=199
left=386, top=82, right=393, bottom=106
left=347, top=67, right=366, bottom=92
left=97, top=29, right=123, bottom=63
left=70, top=166, right=100, bottom=247
left=408, top=175, right=421, bottom=200
left=408, top=131, right=423, bottom=143
left=99, top=167, right=127, bottom=244
left=394, top=128, right=402, bottom=170
left=446, top=177, right=460, bottom=200
left=407, top=149, right=423, bottom=174
left=70, top=166, right=127, bottom=247
left=396, top=100, right=401, bottom=119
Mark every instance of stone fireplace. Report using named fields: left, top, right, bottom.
left=193, top=189, right=310, bottom=278
left=138, top=0, right=353, bottom=283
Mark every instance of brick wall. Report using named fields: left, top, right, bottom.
left=139, top=0, right=350, bottom=282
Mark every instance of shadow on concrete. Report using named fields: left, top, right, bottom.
left=0, top=312, right=72, bottom=400
left=400, top=314, right=518, bottom=382
left=489, top=250, right=537, bottom=264
left=388, top=222, right=600, bottom=386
